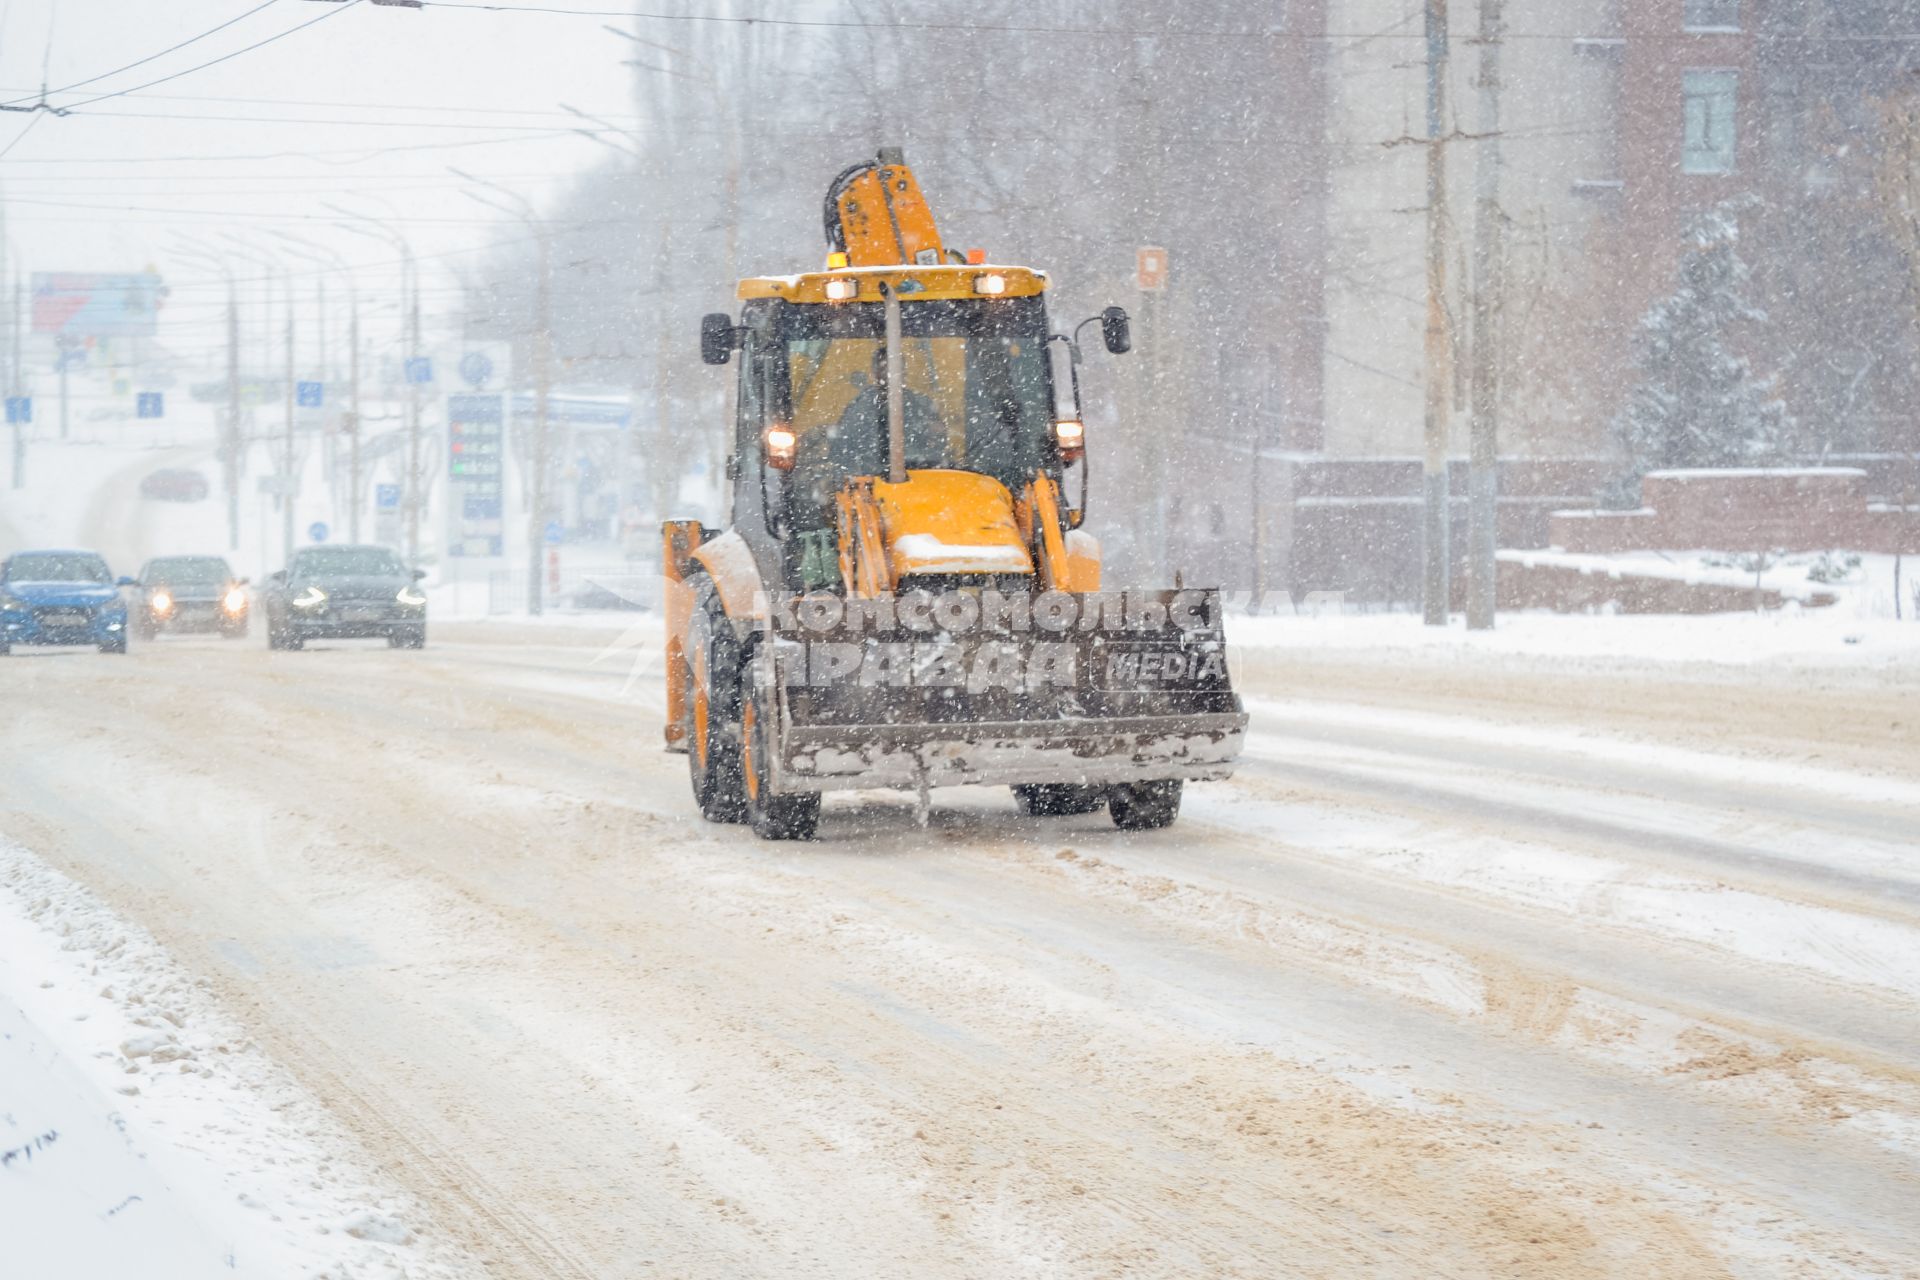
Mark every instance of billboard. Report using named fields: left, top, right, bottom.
left=31, top=272, right=168, bottom=337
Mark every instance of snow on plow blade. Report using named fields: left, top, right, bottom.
left=759, top=587, right=1249, bottom=795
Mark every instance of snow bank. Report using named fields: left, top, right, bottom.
left=0, top=840, right=470, bottom=1279
left=1228, top=586, right=1920, bottom=669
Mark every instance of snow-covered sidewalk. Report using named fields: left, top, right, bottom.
left=0, top=840, right=471, bottom=1280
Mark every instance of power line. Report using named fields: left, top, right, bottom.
left=0, top=110, right=44, bottom=160
left=0, top=128, right=586, bottom=165
left=59, top=0, right=362, bottom=111
left=1, top=1, right=284, bottom=108
left=421, top=3, right=1920, bottom=44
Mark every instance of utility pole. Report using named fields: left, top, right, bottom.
left=57, top=337, right=72, bottom=441
left=529, top=227, right=553, bottom=616
left=348, top=299, right=362, bottom=541
left=283, top=288, right=297, bottom=564
left=405, top=259, right=422, bottom=567
left=1467, top=0, right=1505, bottom=631
left=1421, top=0, right=1454, bottom=627
left=10, top=281, right=22, bottom=491
left=225, top=281, right=242, bottom=549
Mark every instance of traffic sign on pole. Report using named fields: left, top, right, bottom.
left=4, top=397, right=29, bottom=424
left=405, top=357, right=433, bottom=385
left=136, top=392, right=164, bottom=419
left=297, top=381, right=324, bottom=408
left=308, top=521, right=330, bottom=543
left=375, top=483, right=401, bottom=510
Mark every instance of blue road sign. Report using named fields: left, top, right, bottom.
left=405, top=357, right=433, bottom=385
left=459, top=351, right=494, bottom=389
left=136, top=392, right=164, bottom=419
left=297, top=381, right=324, bottom=408
left=4, top=396, right=29, bottom=425
left=375, top=483, right=401, bottom=510
left=544, top=520, right=564, bottom=545
left=309, top=522, right=330, bottom=543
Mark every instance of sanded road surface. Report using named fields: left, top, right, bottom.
left=4, top=623, right=1918, bottom=1278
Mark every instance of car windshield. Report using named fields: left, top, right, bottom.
left=5, top=552, right=111, bottom=583
left=148, top=558, right=230, bottom=585
left=293, top=547, right=405, bottom=577
left=771, top=295, right=1054, bottom=488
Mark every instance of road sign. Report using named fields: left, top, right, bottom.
left=459, top=351, right=494, bottom=388
left=4, top=397, right=29, bottom=425
left=375, top=483, right=401, bottom=510
left=309, top=522, right=330, bottom=543
left=136, top=392, right=164, bottom=419
left=544, top=520, right=564, bottom=545
left=297, top=381, right=324, bottom=408
left=1136, top=246, right=1168, bottom=291
left=405, top=357, right=433, bottom=385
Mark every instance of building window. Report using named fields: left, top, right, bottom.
left=1684, top=0, right=1739, bottom=30
left=1682, top=70, right=1738, bottom=174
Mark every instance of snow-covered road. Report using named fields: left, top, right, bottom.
left=4, top=624, right=1918, bottom=1277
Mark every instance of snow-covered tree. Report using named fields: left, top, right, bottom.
left=1608, top=199, right=1789, bottom=491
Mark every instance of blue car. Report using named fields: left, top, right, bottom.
left=0, top=550, right=134, bottom=655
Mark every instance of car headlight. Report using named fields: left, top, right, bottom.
left=292, top=586, right=328, bottom=610
left=396, top=586, right=426, bottom=607
left=0, top=590, right=20, bottom=611
left=150, top=589, right=173, bottom=613
left=223, top=587, right=247, bottom=613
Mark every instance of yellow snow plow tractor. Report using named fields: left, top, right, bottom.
left=662, top=149, right=1247, bottom=839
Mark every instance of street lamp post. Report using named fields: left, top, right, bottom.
left=449, top=168, right=553, bottom=617
left=328, top=205, right=421, bottom=566
left=171, top=240, right=246, bottom=550
left=223, top=237, right=298, bottom=564
left=271, top=232, right=362, bottom=541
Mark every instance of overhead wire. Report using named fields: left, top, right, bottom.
left=417, top=2, right=1920, bottom=43
left=1, top=0, right=284, bottom=107
left=59, top=0, right=362, bottom=111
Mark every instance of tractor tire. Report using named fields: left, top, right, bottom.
left=686, top=576, right=748, bottom=823
left=742, top=647, right=820, bottom=841
left=1012, top=784, right=1107, bottom=817
left=1108, top=779, right=1182, bottom=831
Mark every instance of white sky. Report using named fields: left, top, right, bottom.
left=0, top=0, right=637, bottom=347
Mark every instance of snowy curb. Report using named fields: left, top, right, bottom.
left=0, top=840, right=472, bottom=1279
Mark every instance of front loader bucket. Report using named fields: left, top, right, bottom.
left=754, top=587, right=1248, bottom=795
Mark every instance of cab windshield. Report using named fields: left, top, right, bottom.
left=770, top=295, right=1053, bottom=489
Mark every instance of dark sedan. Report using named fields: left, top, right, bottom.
left=262, top=545, right=427, bottom=650
left=134, top=555, right=249, bottom=640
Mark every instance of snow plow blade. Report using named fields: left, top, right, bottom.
left=756, top=587, right=1249, bottom=796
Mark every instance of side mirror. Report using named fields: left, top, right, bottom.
left=412, top=568, right=427, bottom=580
left=236, top=577, right=250, bottom=586
left=1100, top=306, right=1131, bottom=356
left=116, top=576, right=137, bottom=587
left=270, top=569, right=288, bottom=584
left=701, top=313, right=736, bottom=366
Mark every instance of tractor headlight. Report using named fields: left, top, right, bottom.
left=150, top=589, right=173, bottom=613
left=292, top=586, right=328, bottom=610
left=222, top=587, right=247, bottom=613
left=395, top=586, right=426, bottom=607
